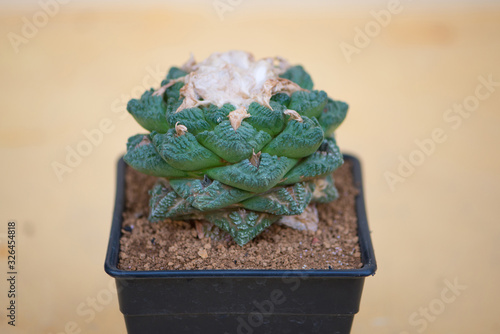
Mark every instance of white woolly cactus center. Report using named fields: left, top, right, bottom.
left=164, top=51, right=306, bottom=125
left=184, top=51, right=284, bottom=107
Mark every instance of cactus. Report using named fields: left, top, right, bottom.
left=124, top=51, right=348, bottom=245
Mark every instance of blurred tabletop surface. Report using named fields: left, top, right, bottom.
left=1, top=1, right=500, bottom=333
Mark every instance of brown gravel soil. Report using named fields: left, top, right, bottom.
left=118, top=160, right=363, bottom=271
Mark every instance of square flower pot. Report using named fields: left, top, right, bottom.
left=105, top=154, right=376, bottom=334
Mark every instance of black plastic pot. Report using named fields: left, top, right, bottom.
left=105, top=154, right=376, bottom=334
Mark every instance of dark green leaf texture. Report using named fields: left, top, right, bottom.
left=279, top=137, right=343, bottom=185
left=206, top=153, right=298, bottom=193
left=127, top=90, right=170, bottom=133
left=261, top=116, right=324, bottom=159
left=197, top=121, right=272, bottom=163
left=288, top=90, right=328, bottom=119
left=124, top=134, right=188, bottom=178
left=318, top=98, right=349, bottom=136
left=206, top=209, right=279, bottom=246
left=280, top=65, right=314, bottom=90
left=242, top=182, right=312, bottom=215
left=151, top=130, right=224, bottom=171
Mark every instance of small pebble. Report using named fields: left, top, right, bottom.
left=198, top=249, right=208, bottom=259
left=311, top=237, right=321, bottom=246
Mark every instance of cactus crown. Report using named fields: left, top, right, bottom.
left=124, top=51, right=348, bottom=246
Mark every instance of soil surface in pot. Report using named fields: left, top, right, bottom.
left=118, top=161, right=362, bottom=270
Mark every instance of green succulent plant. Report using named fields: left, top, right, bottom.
left=124, top=51, right=348, bottom=246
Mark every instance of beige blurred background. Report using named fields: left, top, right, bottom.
left=1, top=0, right=500, bottom=333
